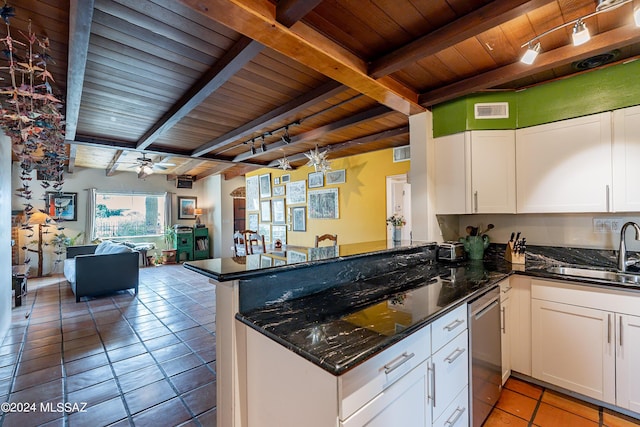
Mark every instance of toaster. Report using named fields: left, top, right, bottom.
left=438, top=241, right=466, bottom=261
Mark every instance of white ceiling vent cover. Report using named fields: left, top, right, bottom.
left=474, top=102, right=509, bottom=119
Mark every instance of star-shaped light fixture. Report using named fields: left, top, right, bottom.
left=304, top=145, right=331, bottom=173
left=278, top=155, right=291, bottom=171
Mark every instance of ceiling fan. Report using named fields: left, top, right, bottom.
left=128, top=154, right=176, bottom=176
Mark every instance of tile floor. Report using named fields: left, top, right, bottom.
left=486, top=377, right=640, bottom=427
left=3, top=265, right=640, bottom=427
left=0, top=264, right=216, bottom=427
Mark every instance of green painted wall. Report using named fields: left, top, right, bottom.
left=432, top=59, right=640, bottom=137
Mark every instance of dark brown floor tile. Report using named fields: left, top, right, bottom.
left=161, top=353, right=202, bottom=377
left=6, top=378, right=63, bottom=404
left=2, top=397, right=64, bottom=427
left=152, top=342, right=192, bottom=363
left=195, top=348, right=216, bottom=364
left=20, top=343, right=61, bottom=362
left=175, top=327, right=213, bottom=342
left=22, top=334, right=62, bottom=351
left=12, top=365, right=62, bottom=392
left=181, top=381, right=217, bottom=416
left=111, top=353, right=155, bottom=377
left=143, top=334, right=182, bottom=352
left=66, top=365, right=114, bottom=393
left=67, top=378, right=120, bottom=407
left=16, top=353, right=62, bottom=376
left=0, top=364, right=15, bottom=381
left=63, top=342, right=104, bottom=362
left=102, top=335, right=140, bottom=352
left=0, top=378, right=11, bottom=396
left=0, top=353, right=18, bottom=369
left=116, top=364, right=165, bottom=394
left=170, top=365, right=216, bottom=394
left=131, top=397, right=192, bottom=427
left=24, top=327, right=61, bottom=341
left=197, top=408, right=217, bottom=427
left=135, top=325, right=173, bottom=340
left=62, top=328, right=99, bottom=342
left=533, top=402, right=599, bottom=426
left=541, top=390, right=600, bottom=422
left=124, top=379, right=177, bottom=415
left=67, top=396, right=128, bottom=427
left=504, top=377, right=544, bottom=400
left=64, top=352, right=110, bottom=376
left=107, top=343, right=147, bottom=363
left=603, top=409, right=640, bottom=426
left=495, top=388, right=538, bottom=421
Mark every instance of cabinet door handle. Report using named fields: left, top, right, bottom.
left=608, top=314, right=612, bottom=344
left=474, top=191, right=478, bottom=213
left=431, top=363, right=436, bottom=408
left=501, top=307, right=506, bottom=333
left=444, top=347, right=466, bottom=364
left=606, top=185, right=610, bottom=212
left=444, top=318, right=464, bottom=332
left=383, top=352, right=415, bottom=375
left=444, top=406, right=466, bottom=426
left=620, top=316, right=623, bottom=347
left=501, top=286, right=512, bottom=293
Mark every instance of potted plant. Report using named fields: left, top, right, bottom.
left=161, top=226, right=177, bottom=264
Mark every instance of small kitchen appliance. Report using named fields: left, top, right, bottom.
left=438, top=241, right=466, bottom=261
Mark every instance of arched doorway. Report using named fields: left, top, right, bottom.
left=230, top=187, right=246, bottom=232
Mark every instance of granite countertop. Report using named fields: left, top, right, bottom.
left=236, top=244, right=640, bottom=376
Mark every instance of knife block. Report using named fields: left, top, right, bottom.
left=504, top=241, right=525, bottom=264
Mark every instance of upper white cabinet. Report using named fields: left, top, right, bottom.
left=612, top=105, right=640, bottom=212
left=435, top=130, right=516, bottom=214
left=516, top=112, right=612, bottom=213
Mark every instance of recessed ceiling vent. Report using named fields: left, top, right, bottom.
left=474, top=102, right=509, bottom=119
left=596, top=0, right=627, bottom=11
left=573, top=50, right=620, bottom=70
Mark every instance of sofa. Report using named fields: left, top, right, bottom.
left=64, top=241, right=139, bottom=302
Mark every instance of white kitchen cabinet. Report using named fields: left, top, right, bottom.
left=431, top=330, right=468, bottom=421
left=499, top=279, right=512, bottom=385
left=531, top=279, right=640, bottom=413
left=531, top=298, right=615, bottom=403
left=509, top=275, right=531, bottom=376
left=516, top=112, right=612, bottom=213
left=616, top=313, right=640, bottom=413
left=612, top=105, right=640, bottom=212
left=434, top=130, right=516, bottom=214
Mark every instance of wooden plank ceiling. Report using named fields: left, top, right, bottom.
left=5, top=0, right=640, bottom=180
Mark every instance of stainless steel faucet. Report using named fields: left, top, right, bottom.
left=617, top=222, right=640, bottom=272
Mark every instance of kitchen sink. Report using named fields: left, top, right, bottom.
left=546, top=266, right=640, bottom=285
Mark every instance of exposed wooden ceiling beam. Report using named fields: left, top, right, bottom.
left=136, top=37, right=264, bottom=150
left=105, top=150, right=127, bottom=176
left=191, top=80, right=345, bottom=157
left=168, top=159, right=209, bottom=178
left=194, top=163, right=235, bottom=181
left=419, top=23, right=640, bottom=106
left=233, top=105, right=392, bottom=162
left=178, top=0, right=424, bottom=115
left=369, top=0, right=556, bottom=79
left=65, top=0, right=95, bottom=141
left=276, top=0, right=323, bottom=28
left=267, top=125, right=409, bottom=167
left=66, top=144, right=78, bottom=174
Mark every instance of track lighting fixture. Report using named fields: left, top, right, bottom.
left=519, top=0, right=634, bottom=65
left=281, top=126, right=291, bottom=144
left=250, top=140, right=256, bottom=155
left=520, top=42, right=541, bottom=65
left=572, top=19, right=590, bottom=46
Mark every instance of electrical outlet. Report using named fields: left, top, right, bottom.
left=593, top=218, right=625, bottom=233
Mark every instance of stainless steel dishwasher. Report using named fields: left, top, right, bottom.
left=468, top=285, right=502, bottom=427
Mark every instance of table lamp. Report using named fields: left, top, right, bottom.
left=194, top=208, right=204, bottom=227
left=26, top=211, right=56, bottom=277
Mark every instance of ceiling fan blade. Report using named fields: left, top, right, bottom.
left=154, top=165, right=168, bottom=170
left=156, top=162, right=176, bottom=167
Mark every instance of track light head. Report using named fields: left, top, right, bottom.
left=572, top=19, right=590, bottom=46
left=521, top=42, right=541, bottom=65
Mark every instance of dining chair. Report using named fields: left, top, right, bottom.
left=315, top=234, right=338, bottom=247
left=243, top=230, right=266, bottom=254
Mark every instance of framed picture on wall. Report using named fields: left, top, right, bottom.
left=248, top=213, right=259, bottom=231
left=259, top=173, right=272, bottom=198
left=308, top=172, right=324, bottom=188
left=272, top=198, right=285, bottom=224
left=286, top=180, right=306, bottom=204
left=259, top=223, right=271, bottom=243
left=308, top=188, right=339, bottom=219
left=272, top=225, right=287, bottom=245
left=273, top=185, right=285, bottom=196
left=178, top=196, right=197, bottom=219
left=281, top=174, right=291, bottom=183
left=45, top=192, right=78, bottom=221
left=246, top=176, right=260, bottom=211
left=291, top=206, right=306, bottom=231
left=326, top=169, right=346, bottom=185
left=260, top=200, right=271, bottom=222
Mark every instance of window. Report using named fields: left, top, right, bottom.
left=94, top=192, right=167, bottom=239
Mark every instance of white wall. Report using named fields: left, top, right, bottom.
left=10, top=165, right=207, bottom=275
left=1, top=135, right=13, bottom=340
left=203, top=174, right=244, bottom=259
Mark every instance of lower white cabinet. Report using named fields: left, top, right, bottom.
left=508, top=275, right=531, bottom=376
left=431, top=330, right=468, bottom=421
left=531, top=279, right=640, bottom=413
left=499, top=279, right=512, bottom=385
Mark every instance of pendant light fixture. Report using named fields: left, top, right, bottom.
left=520, top=42, right=541, bottom=64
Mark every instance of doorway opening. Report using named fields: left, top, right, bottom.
left=386, top=174, right=412, bottom=241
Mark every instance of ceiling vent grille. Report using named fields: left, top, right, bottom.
left=393, top=145, right=410, bottom=162
left=474, top=102, right=509, bottom=119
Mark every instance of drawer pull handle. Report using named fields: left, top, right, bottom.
left=444, top=318, right=464, bottom=332
left=444, top=347, right=465, bottom=364
left=444, top=406, right=466, bottom=426
left=384, top=352, right=415, bottom=375
left=501, top=286, right=512, bottom=293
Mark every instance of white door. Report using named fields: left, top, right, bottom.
left=387, top=175, right=412, bottom=241
left=531, top=299, right=615, bottom=403
left=616, top=313, right=640, bottom=412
